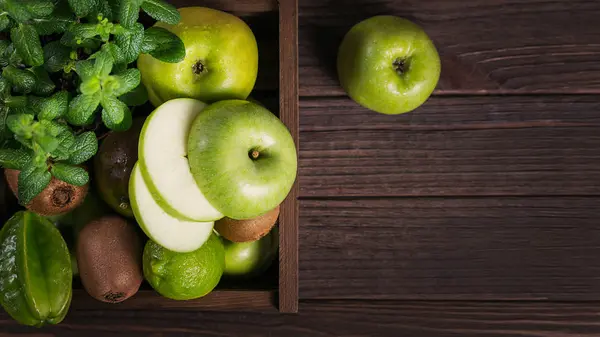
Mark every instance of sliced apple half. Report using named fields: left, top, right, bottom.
left=130, top=163, right=214, bottom=253
left=138, top=98, right=223, bottom=222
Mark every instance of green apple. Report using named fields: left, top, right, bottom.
left=138, top=7, right=259, bottom=107
left=187, top=100, right=297, bottom=220
left=337, top=16, right=441, bottom=115
left=222, top=227, right=278, bottom=278
left=129, top=163, right=214, bottom=253
left=138, top=98, right=223, bottom=222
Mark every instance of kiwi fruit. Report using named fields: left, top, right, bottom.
left=4, top=168, right=89, bottom=216
left=215, top=205, right=280, bottom=242
left=93, top=117, right=144, bottom=218
left=76, top=215, right=143, bottom=303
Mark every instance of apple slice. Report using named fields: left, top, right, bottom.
left=138, top=98, right=223, bottom=222
left=129, top=163, right=214, bottom=253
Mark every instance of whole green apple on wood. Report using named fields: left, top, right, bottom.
left=138, top=7, right=259, bottom=107
left=187, top=100, right=297, bottom=220
left=337, top=16, right=441, bottom=115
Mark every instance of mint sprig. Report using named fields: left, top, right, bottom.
left=0, top=0, right=185, bottom=205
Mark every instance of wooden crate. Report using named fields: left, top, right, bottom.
left=5, top=0, right=299, bottom=314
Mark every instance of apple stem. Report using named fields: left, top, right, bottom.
left=251, top=150, right=260, bottom=159
left=193, top=61, right=205, bottom=74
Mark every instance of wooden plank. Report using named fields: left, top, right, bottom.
left=299, top=0, right=600, bottom=96
left=69, top=290, right=276, bottom=311
left=299, top=95, right=600, bottom=197
left=4, top=300, right=600, bottom=336
left=299, top=197, right=600, bottom=300
left=278, top=0, right=300, bottom=313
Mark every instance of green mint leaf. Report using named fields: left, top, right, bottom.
left=0, top=40, right=11, bottom=67
left=119, top=82, right=147, bottom=106
left=97, top=0, right=116, bottom=21
left=51, top=162, right=88, bottom=186
left=114, top=22, right=143, bottom=64
left=3, top=65, right=36, bottom=94
left=43, top=41, right=72, bottom=73
left=113, top=68, right=140, bottom=96
left=25, top=96, right=47, bottom=115
left=29, top=66, right=56, bottom=96
left=75, top=59, right=96, bottom=82
left=91, top=48, right=113, bottom=78
left=0, top=76, right=9, bottom=95
left=4, top=44, right=24, bottom=67
left=18, top=164, right=51, bottom=205
left=119, top=0, right=144, bottom=28
left=3, top=95, right=28, bottom=109
left=68, top=0, right=99, bottom=17
left=140, top=0, right=180, bottom=25
left=66, top=92, right=101, bottom=126
left=42, top=121, right=75, bottom=160
left=60, top=30, right=101, bottom=49
left=112, top=62, right=127, bottom=74
left=31, top=142, right=49, bottom=168
left=0, top=106, right=10, bottom=141
left=0, top=148, right=32, bottom=170
left=32, top=17, right=72, bottom=35
left=0, top=15, right=10, bottom=32
left=80, top=77, right=101, bottom=95
left=11, top=24, right=44, bottom=67
left=67, top=131, right=97, bottom=165
left=67, top=23, right=99, bottom=40
left=7, top=113, right=34, bottom=138
left=33, top=130, right=59, bottom=154
left=141, top=26, right=185, bottom=63
left=23, top=0, right=55, bottom=17
left=101, top=95, right=131, bottom=131
left=31, top=2, right=75, bottom=35
left=103, top=42, right=125, bottom=65
left=38, top=91, right=69, bottom=120
left=5, top=0, right=33, bottom=22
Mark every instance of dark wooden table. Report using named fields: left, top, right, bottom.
left=2, top=0, right=600, bottom=336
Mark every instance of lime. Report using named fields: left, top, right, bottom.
left=0, top=211, right=73, bottom=327
left=143, top=232, right=225, bottom=300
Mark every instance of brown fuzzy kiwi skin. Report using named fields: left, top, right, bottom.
left=215, top=205, right=280, bottom=243
left=76, top=215, right=143, bottom=303
left=4, top=168, right=89, bottom=216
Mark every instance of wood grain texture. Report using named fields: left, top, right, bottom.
left=4, top=300, right=600, bottom=336
left=299, top=0, right=600, bottom=96
left=69, top=290, right=276, bottom=311
left=299, top=95, right=600, bottom=197
left=278, top=0, right=300, bottom=313
left=299, top=197, right=600, bottom=300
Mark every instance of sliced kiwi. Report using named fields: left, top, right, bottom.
left=4, top=168, right=89, bottom=217
left=215, top=205, right=280, bottom=242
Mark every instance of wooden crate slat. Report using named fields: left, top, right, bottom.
left=5, top=300, right=600, bottom=336
left=278, top=0, right=300, bottom=314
